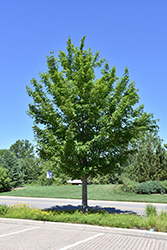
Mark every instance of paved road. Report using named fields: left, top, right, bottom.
left=1, top=196, right=167, bottom=215
left=0, top=218, right=167, bottom=249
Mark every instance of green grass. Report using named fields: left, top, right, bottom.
left=0, top=203, right=167, bottom=232
left=1, top=184, right=167, bottom=203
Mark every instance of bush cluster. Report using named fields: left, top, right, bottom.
left=135, top=181, right=165, bottom=194
left=118, top=173, right=139, bottom=192
left=0, top=204, right=9, bottom=215
left=89, top=173, right=118, bottom=185
left=160, top=180, right=167, bottom=193
left=0, top=166, right=11, bottom=192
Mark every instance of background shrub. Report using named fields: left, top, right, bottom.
left=135, top=181, right=165, bottom=194
left=0, top=166, right=11, bottom=192
left=160, top=180, right=167, bottom=193
left=89, top=173, right=119, bottom=185
left=122, top=133, right=167, bottom=183
left=118, top=173, right=139, bottom=192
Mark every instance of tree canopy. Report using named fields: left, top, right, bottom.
left=26, top=36, right=157, bottom=211
left=9, top=139, right=34, bottom=159
left=125, top=132, right=167, bottom=182
left=0, top=166, right=11, bottom=192
left=0, top=150, right=24, bottom=187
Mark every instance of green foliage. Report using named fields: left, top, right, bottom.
left=0, top=150, right=24, bottom=187
left=10, top=163, right=24, bottom=188
left=89, top=173, right=119, bottom=185
left=0, top=204, right=9, bottom=214
left=1, top=203, right=167, bottom=233
left=19, top=157, right=42, bottom=184
left=135, top=181, right=165, bottom=194
left=145, top=204, right=157, bottom=217
left=160, top=180, right=167, bottom=193
left=37, top=160, right=68, bottom=186
left=0, top=149, right=8, bottom=157
left=124, top=132, right=167, bottom=182
left=26, top=36, right=156, bottom=181
left=0, top=150, right=18, bottom=175
left=119, top=173, right=139, bottom=192
left=9, top=139, right=34, bottom=159
left=0, top=166, right=11, bottom=192
left=0, top=203, right=145, bottom=230
left=26, top=36, right=157, bottom=211
left=89, top=163, right=124, bottom=184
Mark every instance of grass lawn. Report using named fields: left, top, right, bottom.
left=1, top=184, right=167, bottom=203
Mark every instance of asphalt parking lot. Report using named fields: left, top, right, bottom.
left=0, top=218, right=167, bottom=250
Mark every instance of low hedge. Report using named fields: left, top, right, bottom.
left=160, top=180, right=167, bottom=193
left=135, top=181, right=165, bottom=195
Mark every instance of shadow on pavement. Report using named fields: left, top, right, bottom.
left=44, top=204, right=137, bottom=214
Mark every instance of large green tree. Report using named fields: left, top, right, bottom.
left=0, top=166, right=11, bottom=192
left=19, top=157, right=42, bottom=184
left=9, top=139, right=34, bottom=159
left=0, top=150, right=24, bottom=187
left=0, top=149, right=8, bottom=157
left=26, top=36, right=156, bottom=212
left=124, top=132, right=167, bottom=182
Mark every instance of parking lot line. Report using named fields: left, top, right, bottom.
left=59, top=233, right=104, bottom=250
left=0, top=227, right=40, bottom=238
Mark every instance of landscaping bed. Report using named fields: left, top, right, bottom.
left=0, top=203, right=167, bottom=233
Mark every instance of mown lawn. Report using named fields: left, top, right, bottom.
left=1, top=184, right=167, bottom=203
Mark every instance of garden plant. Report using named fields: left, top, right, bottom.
left=0, top=203, right=167, bottom=233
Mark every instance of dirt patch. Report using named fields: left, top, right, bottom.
left=11, top=187, right=27, bottom=191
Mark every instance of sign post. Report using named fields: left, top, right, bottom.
left=47, top=171, right=52, bottom=186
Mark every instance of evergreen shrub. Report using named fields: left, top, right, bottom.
left=118, top=173, right=139, bottom=192
left=135, top=181, right=165, bottom=194
left=0, top=166, right=11, bottom=192
left=160, top=180, right=167, bottom=193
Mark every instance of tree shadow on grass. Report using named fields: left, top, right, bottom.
left=44, top=204, right=137, bottom=215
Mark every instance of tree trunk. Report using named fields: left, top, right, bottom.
left=82, top=176, right=88, bottom=213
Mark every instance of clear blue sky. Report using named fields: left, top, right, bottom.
left=0, top=0, right=167, bottom=149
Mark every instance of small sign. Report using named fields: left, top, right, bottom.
left=47, top=171, right=52, bottom=179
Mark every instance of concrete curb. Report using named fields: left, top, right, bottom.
left=0, top=218, right=167, bottom=240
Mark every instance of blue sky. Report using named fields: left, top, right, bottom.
left=0, top=0, right=167, bottom=149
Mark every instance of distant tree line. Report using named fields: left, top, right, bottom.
left=0, top=132, right=167, bottom=192
left=0, top=139, right=68, bottom=191
left=124, top=132, right=167, bottom=182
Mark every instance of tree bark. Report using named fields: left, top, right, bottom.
left=82, top=176, right=88, bottom=213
